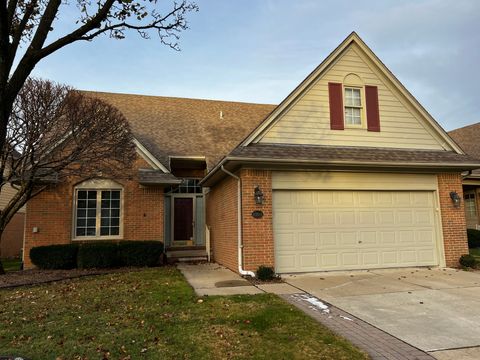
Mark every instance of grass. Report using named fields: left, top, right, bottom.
left=2, top=258, right=21, bottom=272
left=0, top=267, right=368, bottom=360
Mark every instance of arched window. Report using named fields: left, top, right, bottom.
left=73, top=179, right=123, bottom=240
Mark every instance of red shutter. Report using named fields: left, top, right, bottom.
left=365, top=85, right=380, bottom=132
left=328, top=82, right=344, bottom=130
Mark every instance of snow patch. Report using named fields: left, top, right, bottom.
left=303, top=296, right=330, bottom=313
left=339, top=315, right=353, bottom=321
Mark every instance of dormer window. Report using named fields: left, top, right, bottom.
left=344, top=87, right=362, bottom=126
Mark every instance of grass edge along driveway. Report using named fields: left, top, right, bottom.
left=0, top=267, right=368, bottom=359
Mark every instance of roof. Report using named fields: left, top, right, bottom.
left=137, top=169, right=182, bottom=185
left=449, top=122, right=480, bottom=176
left=82, top=91, right=275, bottom=171
left=201, top=144, right=480, bottom=186
left=230, top=144, right=479, bottom=164
left=449, top=123, right=480, bottom=160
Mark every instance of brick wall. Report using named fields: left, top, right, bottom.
left=437, top=172, right=468, bottom=267
left=1, top=213, right=25, bottom=258
left=240, top=169, right=274, bottom=272
left=23, top=157, right=165, bottom=268
left=205, top=175, right=238, bottom=272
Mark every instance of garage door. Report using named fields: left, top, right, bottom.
left=273, top=190, right=440, bottom=273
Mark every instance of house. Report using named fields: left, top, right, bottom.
left=23, top=32, right=480, bottom=273
left=0, top=185, right=25, bottom=259
left=449, top=123, right=480, bottom=230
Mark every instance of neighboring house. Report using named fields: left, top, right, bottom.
left=24, top=32, right=480, bottom=273
left=449, top=123, right=480, bottom=230
left=0, top=185, right=25, bottom=259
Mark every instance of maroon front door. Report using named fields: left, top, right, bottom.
left=173, top=197, right=194, bottom=243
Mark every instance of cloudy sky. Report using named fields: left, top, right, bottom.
left=29, top=0, right=479, bottom=131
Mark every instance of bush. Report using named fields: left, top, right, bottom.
left=459, top=254, right=477, bottom=268
left=467, top=229, right=480, bottom=249
left=118, top=241, right=164, bottom=267
left=256, top=265, right=276, bottom=281
left=30, top=244, right=79, bottom=270
left=77, top=242, right=120, bottom=269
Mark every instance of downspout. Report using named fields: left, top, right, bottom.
left=220, top=166, right=256, bottom=277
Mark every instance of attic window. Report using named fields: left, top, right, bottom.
left=344, top=87, right=362, bottom=126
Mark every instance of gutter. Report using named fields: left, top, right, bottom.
left=200, top=156, right=480, bottom=186
left=220, top=165, right=255, bottom=278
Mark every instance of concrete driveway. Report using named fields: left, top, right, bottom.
left=283, top=268, right=480, bottom=354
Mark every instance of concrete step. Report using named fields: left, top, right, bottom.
left=166, top=249, right=208, bottom=263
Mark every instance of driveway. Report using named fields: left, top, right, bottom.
left=283, top=268, right=480, bottom=354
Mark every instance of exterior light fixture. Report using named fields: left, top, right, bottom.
left=450, top=191, right=461, bottom=208
left=254, top=186, right=264, bottom=205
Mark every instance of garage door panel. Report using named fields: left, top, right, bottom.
left=298, top=232, right=316, bottom=249
left=276, top=232, right=295, bottom=248
left=274, top=189, right=440, bottom=273
left=319, top=211, right=336, bottom=225
left=363, top=252, right=380, bottom=266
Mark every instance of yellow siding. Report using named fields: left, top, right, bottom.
left=0, top=185, right=25, bottom=213
left=259, top=44, right=449, bottom=150
left=272, top=171, right=438, bottom=191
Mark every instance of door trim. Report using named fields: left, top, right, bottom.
left=171, top=194, right=196, bottom=246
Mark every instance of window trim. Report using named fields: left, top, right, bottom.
left=343, top=85, right=366, bottom=129
left=72, top=180, right=124, bottom=241
left=464, top=191, right=477, bottom=219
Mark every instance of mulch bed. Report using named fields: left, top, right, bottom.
left=0, top=267, right=142, bottom=289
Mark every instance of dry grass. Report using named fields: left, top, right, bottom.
left=0, top=267, right=368, bottom=359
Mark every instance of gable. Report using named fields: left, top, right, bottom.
left=249, top=34, right=459, bottom=153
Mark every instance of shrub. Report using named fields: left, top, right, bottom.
left=118, top=241, right=164, bottom=267
left=459, top=254, right=477, bottom=268
left=30, top=244, right=79, bottom=270
left=467, top=229, right=480, bottom=249
left=77, top=242, right=120, bottom=269
left=256, top=265, right=276, bottom=281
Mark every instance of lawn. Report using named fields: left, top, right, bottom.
left=2, top=258, right=21, bottom=272
left=0, top=267, right=368, bottom=359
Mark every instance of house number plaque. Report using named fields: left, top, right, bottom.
left=252, top=210, right=264, bottom=219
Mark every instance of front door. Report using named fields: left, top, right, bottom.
left=173, top=197, right=194, bottom=246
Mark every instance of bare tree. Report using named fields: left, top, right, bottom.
left=0, top=78, right=136, bottom=273
left=0, top=0, right=198, bottom=162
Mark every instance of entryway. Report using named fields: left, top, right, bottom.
left=172, top=196, right=195, bottom=246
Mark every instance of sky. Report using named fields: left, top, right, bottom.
left=28, top=0, right=480, bottom=131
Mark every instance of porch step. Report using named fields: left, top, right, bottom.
left=166, top=249, right=208, bottom=263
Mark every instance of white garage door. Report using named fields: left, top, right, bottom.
left=274, top=190, right=440, bottom=273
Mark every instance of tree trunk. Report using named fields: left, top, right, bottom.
left=0, top=93, right=13, bottom=156
left=0, top=229, right=4, bottom=275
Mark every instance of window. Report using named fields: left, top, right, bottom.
left=74, top=180, right=122, bottom=239
left=165, top=179, right=202, bottom=194
left=464, top=192, right=477, bottom=219
left=344, top=87, right=362, bottom=126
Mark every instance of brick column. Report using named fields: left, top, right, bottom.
left=240, top=169, right=274, bottom=272
left=437, top=173, right=468, bottom=267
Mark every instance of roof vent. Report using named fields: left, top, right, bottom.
left=219, top=111, right=223, bottom=119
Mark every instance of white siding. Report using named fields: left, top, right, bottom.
left=259, top=44, right=449, bottom=150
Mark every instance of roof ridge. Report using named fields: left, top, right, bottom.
left=79, top=90, right=277, bottom=107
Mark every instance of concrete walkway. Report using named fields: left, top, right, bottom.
left=177, top=262, right=263, bottom=296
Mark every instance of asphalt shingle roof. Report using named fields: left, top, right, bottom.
left=82, top=91, right=275, bottom=170
left=229, top=143, right=480, bottom=166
